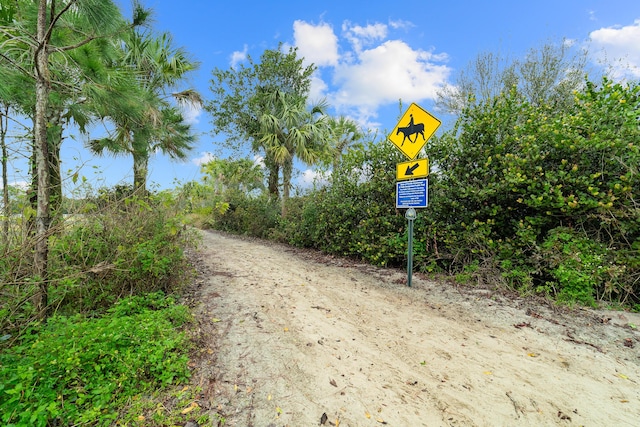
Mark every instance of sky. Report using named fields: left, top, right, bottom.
left=5, top=0, right=640, bottom=194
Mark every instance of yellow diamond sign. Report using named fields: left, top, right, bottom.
left=388, top=103, right=441, bottom=160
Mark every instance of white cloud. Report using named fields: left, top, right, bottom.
left=181, top=103, right=202, bottom=125
left=230, top=44, right=248, bottom=68
left=342, top=21, right=387, bottom=53
left=192, top=152, right=215, bottom=166
left=308, top=72, right=329, bottom=101
left=293, top=20, right=339, bottom=67
left=298, top=169, right=330, bottom=189
left=253, top=155, right=265, bottom=168
left=291, top=19, right=451, bottom=129
left=389, top=19, right=414, bottom=31
left=0, top=180, right=29, bottom=191
left=332, top=40, right=451, bottom=109
left=589, top=19, right=640, bottom=78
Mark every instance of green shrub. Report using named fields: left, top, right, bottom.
left=49, top=193, right=195, bottom=314
left=180, top=76, right=640, bottom=308
left=0, top=292, right=191, bottom=427
left=0, top=189, right=196, bottom=335
left=306, top=141, right=406, bottom=263
left=539, top=228, right=614, bottom=306
left=212, top=192, right=279, bottom=238
left=424, top=77, right=640, bottom=305
left=273, top=195, right=321, bottom=247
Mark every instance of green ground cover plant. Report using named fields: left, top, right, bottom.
left=0, top=187, right=204, bottom=426
left=0, top=292, right=192, bottom=427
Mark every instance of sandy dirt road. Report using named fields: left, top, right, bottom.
left=187, top=230, right=640, bottom=427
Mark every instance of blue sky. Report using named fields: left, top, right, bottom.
left=5, top=0, right=640, bottom=193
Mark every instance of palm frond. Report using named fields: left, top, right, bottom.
left=172, top=89, right=203, bottom=107
left=88, top=135, right=129, bottom=157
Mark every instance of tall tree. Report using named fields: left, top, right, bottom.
left=436, top=39, right=588, bottom=115
left=258, top=89, right=329, bottom=215
left=90, top=29, right=200, bottom=193
left=35, top=0, right=119, bottom=315
left=0, top=103, right=9, bottom=244
left=44, top=32, right=136, bottom=223
left=0, top=0, right=146, bottom=317
left=207, top=45, right=315, bottom=198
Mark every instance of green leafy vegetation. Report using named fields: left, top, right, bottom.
left=1, top=189, right=197, bottom=333
left=0, top=189, right=204, bottom=427
left=194, top=75, right=640, bottom=310
left=423, top=77, right=640, bottom=304
left=1, top=6, right=638, bottom=425
left=0, top=2, right=206, bottom=426
left=0, top=0, right=198, bottom=318
left=0, top=185, right=202, bottom=426
left=0, top=293, right=191, bottom=427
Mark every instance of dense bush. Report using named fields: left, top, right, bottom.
left=213, top=192, right=280, bottom=238
left=0, top=189, right=196, bottom=334
left=56, top=194, right=192, bottom=308
left=197, top=77, right=640, bottom=308
left=0, top=292, right=191, bottom=427
left=424, top=78, right=640, bottom=304
left=278, top=141, right=408, bottom=267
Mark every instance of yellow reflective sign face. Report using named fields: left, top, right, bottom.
left=396, top=158, right=429, bottom=181
left=388, top=103, right=441, bottom=160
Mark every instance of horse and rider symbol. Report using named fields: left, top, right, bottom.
left=389, top=103, right=441, bottom=160
left=396, top=114, right=425, bottom=146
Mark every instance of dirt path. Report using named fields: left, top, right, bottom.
left=187, top=230, right=640, bottom=427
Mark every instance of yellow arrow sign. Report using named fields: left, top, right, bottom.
left=396, top=158, right=429, bottom=181
left=388, top=103, right=441, bottom=160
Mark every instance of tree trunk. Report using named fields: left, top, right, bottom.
left=281, top=158, right=292, bottom=217
left=25, top=117, right=49, bottom=241
left=27, top=133, right=37, bottom=238
left=264, top=153, right=280, bottom=199
left=33, top=0, right=51, bottom=318
left=1, top=105, right=9, bottom=246
left=133, top=151, right=149, bottom=195
left=268, top=165, right=279, bottom=198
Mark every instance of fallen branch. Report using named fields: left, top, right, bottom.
left=505, top=391, right=523, bottom=418
left=564, top=331, right=604, bottom=353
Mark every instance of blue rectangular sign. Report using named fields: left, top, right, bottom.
left=396, top=179, right=428, bottom=208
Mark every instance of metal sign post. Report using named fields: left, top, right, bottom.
left=405, top=208, right=417, bottom=287
left=388, top=102, right=440, bottom=289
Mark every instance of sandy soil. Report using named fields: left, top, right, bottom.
left=185, top=230, right=640, bottom=427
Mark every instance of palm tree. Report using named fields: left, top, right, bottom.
left=201, top=157, right=264, bottom=195
left=29, top=0, right=140, bottom=317
left=0, top=0, right=151, bottom=316
left=327, top=116, right=362, bottom=173
left=259, top=90, right=330, bottom=216
left=207, top=45, right=316, bottom=200
left=91, top=103, right=196, bottom=193
left=90, top=29, right=200, bottom=193
left=2, top=1, right=148, bottom=226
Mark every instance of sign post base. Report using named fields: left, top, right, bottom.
left=405, top=208, right=417, bottom=287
